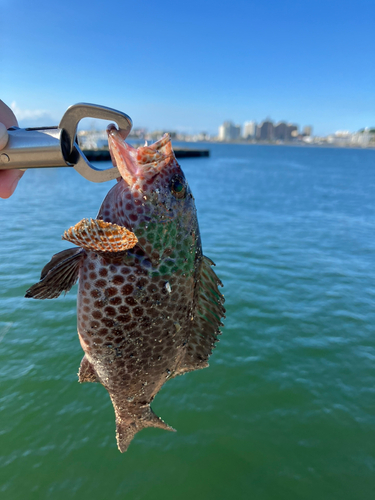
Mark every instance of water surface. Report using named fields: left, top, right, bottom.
left=1, top=144, right=374, bottom=499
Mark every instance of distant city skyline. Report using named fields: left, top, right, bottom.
left=78, top=118, right=374, bottom=148
left=2, top=1, right=374, bottom=136
left=7, top=101, right=373, bottom=139
left=218, top=119, right=306, bottom=142
left=8, top=100, right=370, bottom=141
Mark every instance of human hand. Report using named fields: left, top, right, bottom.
left=0, top=100, right=24, bottom=198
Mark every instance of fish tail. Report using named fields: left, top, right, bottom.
left=115, top=407, right=176, bottom=453
left=115, top=419, right=139, bottom=453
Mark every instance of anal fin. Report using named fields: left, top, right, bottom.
left=25, top=248, right=84, bottom=299
left=63, top=218, right=138, bottom=254
left=78, top=355, right=98, bottom=383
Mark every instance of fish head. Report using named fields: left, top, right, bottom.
left=106, top=126, right=200, bottom=270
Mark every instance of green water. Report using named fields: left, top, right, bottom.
left=1, top=144, right=375, bottom=499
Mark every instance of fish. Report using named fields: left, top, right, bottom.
left=26, top=126, right=225, bottom=452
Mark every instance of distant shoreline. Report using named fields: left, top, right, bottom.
left=171, top=139, right=375, bottom=150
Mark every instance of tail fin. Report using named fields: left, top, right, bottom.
left=115, top=407, right=176, bottom=453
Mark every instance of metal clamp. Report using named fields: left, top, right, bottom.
left=0, top=103, right=132, bottom=182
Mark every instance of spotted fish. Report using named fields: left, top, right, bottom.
left=26, top=127, right=225, bottom=452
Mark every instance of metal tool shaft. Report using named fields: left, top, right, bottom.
left=0, top=127, right=68, bottom=170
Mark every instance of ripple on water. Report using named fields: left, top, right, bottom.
left=0, top=146, right=375, bottom=498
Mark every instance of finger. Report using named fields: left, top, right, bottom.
left=0, top=169, right=25, bottom=199
left=0, top=100, right=18, bottom=128
left=0, top=122, right=8, bottom=149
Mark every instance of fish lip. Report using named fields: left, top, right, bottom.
left=107, top=126, right=174, bottom=186
left=107, top=125, right=139, bottom=185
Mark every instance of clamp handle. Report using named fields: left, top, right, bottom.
left=0, top=127, right=65, bottom=170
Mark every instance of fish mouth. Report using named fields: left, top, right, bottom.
left=107, top=125, right=174, bottom=187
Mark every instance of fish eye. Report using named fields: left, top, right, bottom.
left=170, top=176, right=186, bottom=199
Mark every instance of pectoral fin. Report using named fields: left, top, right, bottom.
left=63, top=218, right=138, bottom=254
left=175, top=255, right=225, bottom=376
left=25, top=248, right=84, bottom=299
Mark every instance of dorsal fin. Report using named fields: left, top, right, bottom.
left=174, top=256, right=225, bottom=376
left=25, top=248, right=84, bottom=299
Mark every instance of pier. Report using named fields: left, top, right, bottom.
left=82, top=148, right=209, bottom=162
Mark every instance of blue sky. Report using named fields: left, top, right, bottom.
left=1, top=0, right=374, bottom=136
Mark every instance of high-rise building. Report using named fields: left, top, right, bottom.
left=273, top=122, right=300, bottom=141
left=243, top=121, right=257, bottom=139
left=302, top=126, right=312, bottom=137
left=233, top=125, right=241, bottom=140
left=218, top=121, right=241, bottom=141
left=286, top=124, right=298, bottom=140
left=274, top=122, right=288, bottom=141
left=257, top=120, right=274, bottom=140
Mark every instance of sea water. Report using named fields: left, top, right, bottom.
left=0, top=144, right=374, bottom=499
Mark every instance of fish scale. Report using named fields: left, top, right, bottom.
left=26, top=130, right=225, bottom=452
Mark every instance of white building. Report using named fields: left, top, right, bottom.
left=218, top=121, right=241, bottom=141
left=351, top=128, right=374, bottom=147
left=243, top=121, right=257, bottom=139
left=326, top=129, right=375, bottom=147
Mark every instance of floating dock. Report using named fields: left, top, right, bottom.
left=82, top=148, right=209, bottom=162
left=173, top=148, right=210, bottom=158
